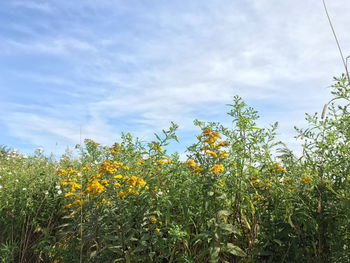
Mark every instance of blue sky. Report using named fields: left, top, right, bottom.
left=0, top=0, right=349, bottom=157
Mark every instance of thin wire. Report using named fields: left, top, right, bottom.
left=322, top=0, right=350, bottom=85
left=79, top=125, right=83, bottom=263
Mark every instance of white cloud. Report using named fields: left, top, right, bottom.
left=12, top=0, right=54, bottom=13
left=3, top=37, right=96, bottom=55
left=1, top=0, right=349, bottom=155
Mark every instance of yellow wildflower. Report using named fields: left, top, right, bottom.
left=192, top=167, right=204, bottom=173
left=82, top=166, right=90, bottom=171
left=85, top=179, right=105, bottom=196
left=118, top=191, right=126, bottom=198
left=114, top=174, right=123, bottom=179
left=157, top=159, right=165, bottom=166
left=282, top=177, right=291, bottom=184
left=101, top=179, right=109, bottom=186
left=210, top=164, right=224, bottom=175
left=206, top=151, right=218, bottom=158
left=99, top=160, right=121, bottom=174
left=57, top=169, right=66, bottom=177
left=300, top=175, right=312, bottom=184
left=184, top=160, right=196, bottom=167
left=253, top=195, right=262, bottom=201
left=217, top=141, right=230, bottom=147
left=64, top=192, right=77, bottom=199
left=64, top=203, right=72, bottom=209
left=201, top=145, right=209, bottom=151
left=219, top=151, right=228, bottom=158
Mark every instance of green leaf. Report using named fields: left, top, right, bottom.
left=218, top=223, right=239, bottom=234
left=226, top=243, right=246, bottom=257
left=217, top=210, right=230, bottom=218
left=273, top=239, right=282, bottom=246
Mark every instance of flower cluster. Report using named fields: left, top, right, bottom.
left=199, top=129, right=229, bottom=175
left=210, top=164, right=224, bottom=175
left=300, top=175, right=312, bottom=184
left=184, top=160, right=203, bottom=175
left=272, top=163, right=287, bottom=173
left=98, top=160, right=123, bottom=175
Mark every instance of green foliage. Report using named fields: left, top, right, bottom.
left=0, top=149, right=63, bottom=262
left=0, top=75, right=349, bottom=262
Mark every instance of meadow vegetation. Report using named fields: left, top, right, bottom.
left=0, top=75, right=349, bottom=262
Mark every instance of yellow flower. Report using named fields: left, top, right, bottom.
left=219, top=151, right=228, bottom=158
left=69, top=182, right=82, bottom=192
left=217, top=141, right=230, bottom=147
left=273, top=163, right=286, bottom=173
left=155, top=228, right=160, bottom=232
left=300, top=175, right=312, bottom=184
left=57, top=169, right=66, bottom=177
left=82, top=166, right=90, bottom=171
left=192, top=167, right=204, bottom=173
left=64, top=192, right=77, bottom=199
left=157, top=159, right=165, bottom=166
left=99, top=160, right=121, bottom=174
left=101, top=179, right=109, bottom=186
left=210, top=164, right=224, bottom=175
left=150, top=217, right=157, bottom=222
left=64, top=203, right=72, bottom=209
left=201, top=129, right=222, bottom=144
left=282, top=177, right=291, bottom=184
left=218, top=181, right=225, bottom=187
left=118, top=191, right=126, bottom=198
left=66, top=167, right=78, bottom=175
left=184, top=160, right=196, bottom=167
left=201, top=145, right=209, bottom=151
left=206, top=151, right=218, bottom=158
left=253, top=195, right=262, bottom=201
left=114, top=174, right=123, bottom=179
left=85, top=179, right=105, bottom=196
left=151, top=141, right=162, bottom=152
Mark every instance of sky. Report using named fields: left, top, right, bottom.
left=0, top=0, right=349, bottom=158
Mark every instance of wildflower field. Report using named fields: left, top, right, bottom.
left=0, top=75, right=349, bottom=263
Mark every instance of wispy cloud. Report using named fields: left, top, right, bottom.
left=12, top=0, right=54, bottom=13
left=0, top=0, right=349, bottom=155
